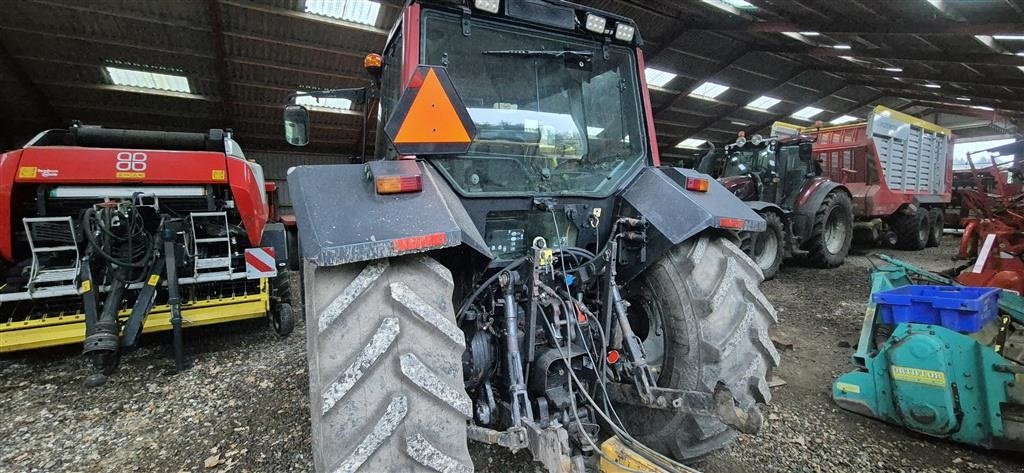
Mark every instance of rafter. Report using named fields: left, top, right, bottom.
left=803, top=66, right=1024, bottom=90
left=827, top=92, right=886, bottom=120
left=671, top=20, right=1022, bottom=36
left=844, top=82, right=1024, bottom=107
left=28, top=0, right=207, bottom=32
left=754, top=46, right=1024, bottom=67
left=0, top=25, right=216, bottom=59
left=913, top=103, right=1024, bottom=120
left=860, top=88, right=1024, bottom=114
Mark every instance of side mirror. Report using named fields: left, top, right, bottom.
left=798, top=142, right=813, bottom=161
left=283, top=104, right=310, bottom=146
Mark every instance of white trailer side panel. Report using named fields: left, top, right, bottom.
left=867, top=107, right=951, bottom=195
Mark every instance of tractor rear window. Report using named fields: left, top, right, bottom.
left=421, top=11, right=646, bottom=197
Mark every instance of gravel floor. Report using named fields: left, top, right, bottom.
left=2, top=236, right=1024, bottom=472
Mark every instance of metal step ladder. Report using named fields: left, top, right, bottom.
left=24, top=216, right=80, bottom=291
left=189, top=211, right=233, bottom=279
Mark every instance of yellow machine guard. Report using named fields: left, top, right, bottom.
left=1, top=279, right=269, bottom=353
left=599, top=436, right=701, bottom=473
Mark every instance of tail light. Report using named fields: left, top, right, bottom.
left=370, top=160, right=423, bottom=195
left=685, top=177, right=710, bottom=192
left=375, top=175, right=422, bottom=194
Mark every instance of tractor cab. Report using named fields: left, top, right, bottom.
left=283, top=0, right=649, bottom=200
left=719, top=132, right=818, bottom=211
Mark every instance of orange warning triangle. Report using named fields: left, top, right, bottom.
left=393, top=68, right=471, bottom=144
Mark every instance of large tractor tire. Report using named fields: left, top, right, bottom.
left=621, top=235, right=780, bottom=462
left=927, top=207, right=943, bottom=248
left=305, top=255, right=473, bottom=472
left=805, top=191, right=853, bottom=268
left=741, top=211, right=784, bottom=281
left=893, top=209, right=929, bottom=250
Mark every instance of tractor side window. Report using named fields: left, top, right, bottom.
left=375, top=31, right=403, bottom=161
left=582, top=62, right=640, bottom=159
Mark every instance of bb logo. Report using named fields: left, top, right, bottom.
left=116, top=152, right=148, bottom=172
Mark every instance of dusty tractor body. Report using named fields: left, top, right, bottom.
left=776, top=106, right=954, bottom=251
left=698, top=133, right=853, bottom=279
left=286, top=1, right=779, bottom=472
left=0, top=125, right=293, bottom=381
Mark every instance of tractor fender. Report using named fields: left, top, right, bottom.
left=622, top=167, right=766, bottom=242
left=287, top=161, right=491, bottom=267
left=791, top=180, right=851, bottom=240
left=745, top=200, right=786, bottom=216
left=617, top=167, right=765, bottom=281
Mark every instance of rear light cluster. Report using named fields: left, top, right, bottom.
left=685, top=177, right=710, bottom=192
left=375, top=175, right=422, bottom=194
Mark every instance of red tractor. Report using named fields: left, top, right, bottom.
left=697, top=131, right=854, bottom=279
left=0, top=125, right=293, bottom=385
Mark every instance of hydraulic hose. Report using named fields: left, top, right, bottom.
left=456, top=256, right=528, bottom=322
left=82, top=206, right=155, bottom=270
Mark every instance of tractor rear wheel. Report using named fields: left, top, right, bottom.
left=927, top=207, right=943, bottom=247
left=741, top=211, right=784, bottom=280
left=893, top=209, right=928, bottom=250
left=805, top=191, right=853, bottom=268
left=304, top=255, right=472, bottom=472
left=620, top=235, right=780, bottom=462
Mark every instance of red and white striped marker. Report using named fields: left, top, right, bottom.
left=245, top=247, right=278, bottom=279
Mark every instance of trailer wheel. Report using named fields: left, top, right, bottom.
left=893, top=209, right=928, bottom=250
left=926, top=207, right=943, bottom=247
left=620, top=235, right=779, bottom=462
left=806, top=191, right=853, bottom=268
left=305, top=255, right=472, bottom=472
left=741, top=211, right=784, bottom=280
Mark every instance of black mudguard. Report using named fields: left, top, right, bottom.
left=259, top=222, right=290, bottom=267
left=617, top=167, right=765, bottom=281
left=287, top=161, right=491, bottom=267
left=791, top=180, right=850, bottom=245
left=745, top=200, right=786, bottom=215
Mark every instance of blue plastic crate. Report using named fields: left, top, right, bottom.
left=872, top=285, right=1000, bottom=333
